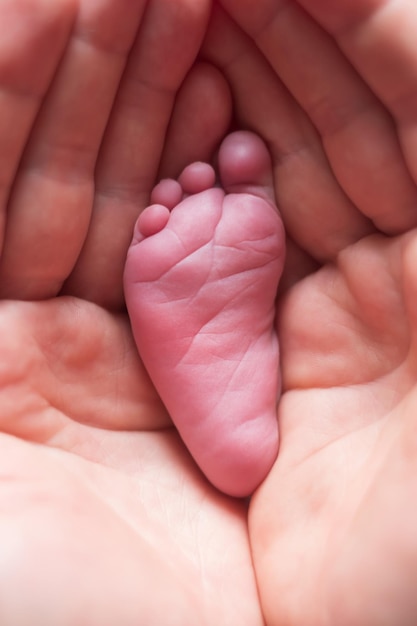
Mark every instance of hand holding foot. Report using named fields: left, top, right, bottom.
left=248, top=229, right=417, bottom=626
left=124, top=131, right=285, bottom=497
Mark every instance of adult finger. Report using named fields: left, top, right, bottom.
left=202, top=6, right=374, bottom=263
left=64, top=0, right=214, bottom=310
left=297, top=0, right=417, bottom=194
left=159, top=61, right=232, bottom=179
left=0, top=0, right=149, bottom=300
left=220, top=0, right=417, bottom=236
left=0, top=0, right=76, bottom=254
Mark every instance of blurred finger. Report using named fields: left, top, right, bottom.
left=159, top=61, right=232, bottom=179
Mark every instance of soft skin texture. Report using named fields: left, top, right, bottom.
left=2, top=0, right=417, bottom=624
left=0, top=298, right=263, bottom=626
left=0, top=0, right=232, bottom=308
left=0, top=2, right=263, bottom=624
left=124, top=131, right=285, bottom=497
left=213, top=0, right=417, bottom=623
left=204, top=0, right=417, bottom=288
left=251, top=230, right=417, bottom=626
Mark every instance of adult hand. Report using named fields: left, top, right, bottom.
left=3, top=1, right=417, bottom=624
left=0, top=0, right=231, bottom=309
left=0, top=2, right=260, bottom=624
left=204, top=0, right=417, bottom=287
left=0, top=297, right=263, bottom=624
left=205, top=1, right=417, bottom=624
left=250, top=230, right=417, bottom=626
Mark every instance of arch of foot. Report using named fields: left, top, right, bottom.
left=125, top=131, right=284, bottom=497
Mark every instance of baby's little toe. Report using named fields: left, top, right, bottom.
left=135, top=204, right=171, bottom=240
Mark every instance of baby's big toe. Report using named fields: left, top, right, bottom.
left=218, top=131, right=275, bottom=203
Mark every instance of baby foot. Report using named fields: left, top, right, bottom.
left=124, top=131, right=285, bottom=497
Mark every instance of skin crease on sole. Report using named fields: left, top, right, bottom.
left=124, top=131, right=285, bottom=497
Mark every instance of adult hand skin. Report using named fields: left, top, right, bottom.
left=0, top=298, right=262, bottom=625
left=206, top=1, right=417, bottom=624
left=2, top=0, right=417, bottom=624
left=0, top=2, right=261, bottom=625
left=205, top=0, right=417, bottom=286
left=0, top=0, right=231, bottom=309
